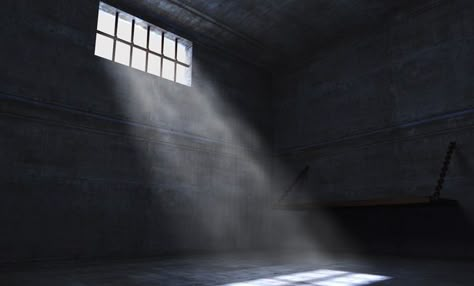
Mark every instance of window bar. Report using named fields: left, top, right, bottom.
left=145, top=25, right=150, bottom=72
left=129, top=19, right=135, bottom=67
left=95, top=31, right=190, bottom=68
left=160, top=32, right=165, bottom=77
left=174, top=38, right=178, bottom=82
left=112, top=11, right=119, bottom=61
left=95, top=4, right=192, bottom=85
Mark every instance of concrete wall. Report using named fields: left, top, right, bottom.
left=0, top=0, right=273, bottom=262
left=272, top=0, right=474, bottom=257
left=3, top=0, right=474, bottom=263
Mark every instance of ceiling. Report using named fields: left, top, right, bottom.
left=115, top=0, right=425, bottom=69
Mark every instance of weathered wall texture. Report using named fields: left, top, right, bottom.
left=0, top=0, right=273, bottom=262
left=2, top=0, right=474, bottom=263
left=272, top=0, right=474, bottom=257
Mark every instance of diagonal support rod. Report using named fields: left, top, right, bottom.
left=279, top=165, right=310, bottom=202
left=431, top=141, right=456, bottom=201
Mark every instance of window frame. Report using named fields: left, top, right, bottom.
left=95, top=2, right=192, bottom=86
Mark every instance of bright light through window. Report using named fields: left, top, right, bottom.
left=94, top=2, right=192, bottom=86
left=221, top=269, right=391, bottom=286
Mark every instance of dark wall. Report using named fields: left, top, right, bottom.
left=0, top=0, right=273, bottom=263
left=272, top=0, right=474, bottom=257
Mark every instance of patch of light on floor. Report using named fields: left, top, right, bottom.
left=275, top=269, right=348, bottom=282
left=222, top=269, right=390, bottom=286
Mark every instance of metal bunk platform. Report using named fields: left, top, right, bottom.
left=276, top=142, right=457, bottom=210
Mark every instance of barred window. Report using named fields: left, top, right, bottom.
left=94, top=2, right=193, bottom=86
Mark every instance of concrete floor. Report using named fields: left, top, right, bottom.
left=1, top=253, right=473, bottom=285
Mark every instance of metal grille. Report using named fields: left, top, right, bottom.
left=95, top=2, right=192, bottom=86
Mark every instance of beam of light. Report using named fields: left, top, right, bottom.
left=99, top=57, right=358, bottom=258
left=221, top=269, right=390, bottom=286
left=99, top=21, right=363, bottom=263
